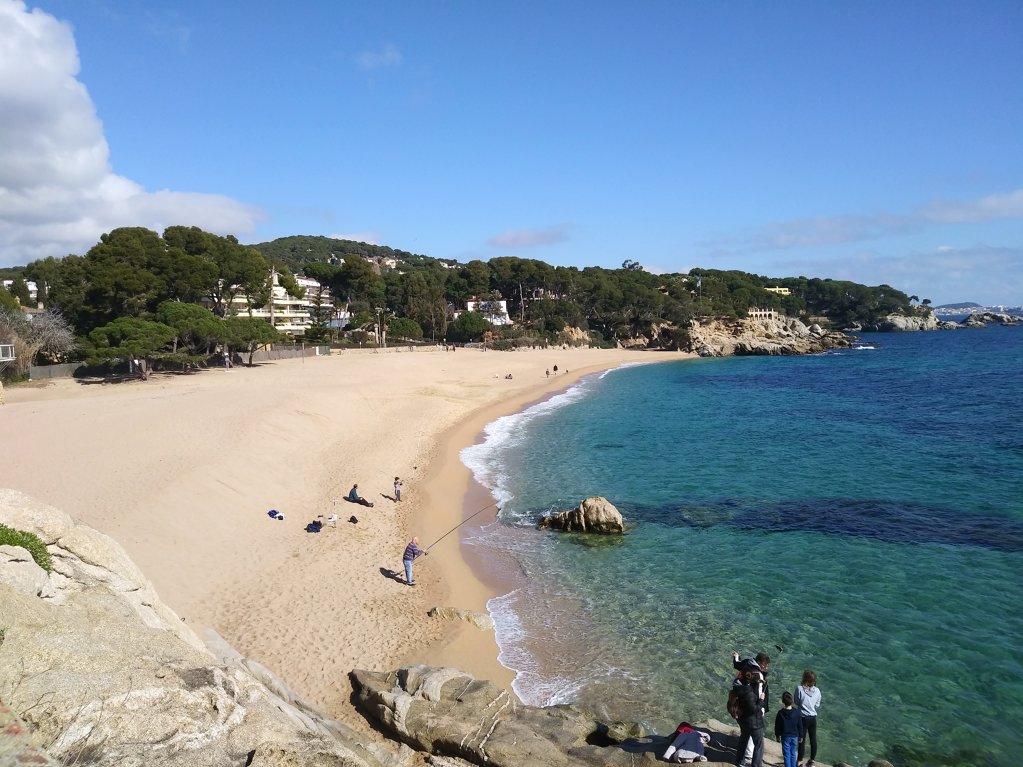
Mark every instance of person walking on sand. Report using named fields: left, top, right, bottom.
left=794, top=669, right=821, bottom=767
left=774, top=691, right=804, bottom=767
left=402, top=536, right=427, bottom=586
left=394, top=476, right=402, bottom=502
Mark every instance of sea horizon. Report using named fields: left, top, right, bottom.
left=461, top=326, right=1022, bottom=767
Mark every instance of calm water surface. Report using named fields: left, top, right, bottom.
left=461, top=326, right=1023, bottom=767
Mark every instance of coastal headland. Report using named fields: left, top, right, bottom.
left=0, top=346, right=691, bottom=727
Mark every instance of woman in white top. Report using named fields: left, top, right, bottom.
left=794, top=669, right=821, bottom=767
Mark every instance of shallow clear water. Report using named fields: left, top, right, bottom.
left=461, top=327, right=1023, bottom=767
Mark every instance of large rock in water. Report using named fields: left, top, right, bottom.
left=538, top=496, right=625, bottom=534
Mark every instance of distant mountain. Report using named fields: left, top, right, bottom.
left=935, top=302, right=981, bottom=310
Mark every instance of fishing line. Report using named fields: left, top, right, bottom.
left=425, top=500, right=500, bottom=551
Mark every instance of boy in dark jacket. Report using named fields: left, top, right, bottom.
left=774, top=691, right=805, bottom=767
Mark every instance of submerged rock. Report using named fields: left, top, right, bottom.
left=538, top=497, right=625, bottom=534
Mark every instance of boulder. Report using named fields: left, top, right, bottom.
left=960, top=311, right=1022, bottom=327
left=538, top=497, right=625, bottom=534
left=427, top=606, right=495, bottom=631
left=872, top=313, right=940, bottom=331
left=349, top=665, right=661, bottom=766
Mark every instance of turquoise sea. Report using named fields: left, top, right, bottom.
left=461, top=326, right=1023, bottom=767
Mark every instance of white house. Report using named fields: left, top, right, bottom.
left=465, top=297, right=512, bottom=326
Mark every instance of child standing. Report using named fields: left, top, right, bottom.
left=774, top=691, right=804, bottom=767
left=394, top=476, right=402, bottom=502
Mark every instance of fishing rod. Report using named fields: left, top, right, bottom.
left=425, top=500, right=500, bottom=551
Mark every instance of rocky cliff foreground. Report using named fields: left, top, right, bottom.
left=1, top=489, right=891, bottom=766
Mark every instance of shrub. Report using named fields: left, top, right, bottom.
left=0, top=524, right=52, bottom=572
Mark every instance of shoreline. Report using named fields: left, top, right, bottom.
left=0, top=346, right=690, bottom=731
left=413, top=356, right=687, bottom=695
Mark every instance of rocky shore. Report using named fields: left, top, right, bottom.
left=860, top=310, right=1022, bottom=332
left=683, top=316, right=855, bottom=356
left=0, top=488, right=894, bottom=766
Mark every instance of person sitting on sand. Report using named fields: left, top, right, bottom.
left=347, top=484, right=374, bottom=507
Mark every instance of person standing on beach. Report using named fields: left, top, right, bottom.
left=732, top=651, right=770, bottom=767
left=794, top=669, right=821, bottom=767
left=402, top=536, right=427, bottom=586
left=394, top=476, right=402, bottom=502
left=774, top=691, right=804, bottom=767
left=731, top=670, right=765, bottom=767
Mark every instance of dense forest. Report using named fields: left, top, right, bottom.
left=1, top=227, right=921, bottom=374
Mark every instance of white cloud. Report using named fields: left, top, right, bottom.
left=701, top=189, right=1023, bottom=255
left=768, top=245, right=1023, bottom=306
left=921, top=189, right=1023, bottom=224
left=355, top=43, right=402, bottom=71
left=488, top=224, right=571, bottom=249
left=0, top=1, right=263, bottom=267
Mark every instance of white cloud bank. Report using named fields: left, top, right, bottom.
left=0, top=0, right=262, bottom=267
left=703, top=189, right=1023, bottom=254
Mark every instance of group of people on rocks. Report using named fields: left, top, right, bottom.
left=727, top=650, right=821, bottom=767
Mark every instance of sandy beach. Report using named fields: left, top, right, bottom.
left=0, top=346, right=690, bottom=726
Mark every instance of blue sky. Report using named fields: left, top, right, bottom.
left=2, top=0, right=1021, bottom=305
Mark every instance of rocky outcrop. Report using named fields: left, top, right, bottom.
left=872, top=313, right=940, bottom=331
left=538, top=496, right=625, bottom=534
left=0, top=488, right=397, bottom=767
left=684, top=316, right=854, bottom=357
left=351, top=665, right=649, bottom=766
left=960, top=311, right=1022, bottom=327
left=867, top=312, right=963, bottom=331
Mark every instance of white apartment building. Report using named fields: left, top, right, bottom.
left=225, top=273, right=338, bottom=337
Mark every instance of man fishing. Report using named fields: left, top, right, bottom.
left=402, top=536, right=428, bottom=586
left=398, top=501, right=499, bottom=587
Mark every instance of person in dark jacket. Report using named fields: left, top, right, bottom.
left=732, top=651, right=770, bottom=766
left=733, top=678, right=765, bottom=767
left=774, top=691, right=805, bottom=767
